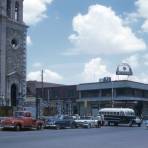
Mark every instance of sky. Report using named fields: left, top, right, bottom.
left=24, top=0, right=148, bottom=85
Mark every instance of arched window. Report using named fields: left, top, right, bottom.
left=15, top=1, right=19, bottom=21
left=7, top=0, right=11, bottom=18
left=11, top=84, right=18, bottom=106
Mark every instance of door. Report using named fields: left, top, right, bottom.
left=11, top=84, right=18, bottom=107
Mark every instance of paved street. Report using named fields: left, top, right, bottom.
left=0, top=126, right=148, bottom=148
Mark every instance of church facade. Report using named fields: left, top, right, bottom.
left=0, top=0, right=27, bottom=108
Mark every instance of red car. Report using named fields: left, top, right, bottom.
left=1, top=111, right=44, bottom=131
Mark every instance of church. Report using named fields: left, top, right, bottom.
left=0, top=0, right=27, bottom=110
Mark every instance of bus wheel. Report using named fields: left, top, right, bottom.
left=108, top=122, right=110, bottom=126
left=114, top=122, right=118, bottom=126
left=129, top=121, right=133, bottom=127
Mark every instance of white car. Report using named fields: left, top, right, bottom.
left=75, top=116, right=100, bottom=128
left=144, top=120, right=148, bottom=129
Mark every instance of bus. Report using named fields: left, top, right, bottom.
left=98, top=108, right=141, bottom=127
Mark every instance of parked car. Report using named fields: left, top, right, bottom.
left=75, top=116, right=100, bottom=128
left=1, top=111, right=44, bottom=131
left=44, top=116, right=58, bottom=129
left=45, top=115, right=77, bottom=129
left=144, top=120, right=148, bottom=129
left=0, top=117, right=7, bottom=128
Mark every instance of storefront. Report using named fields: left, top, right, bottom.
left=77, top=80, right=148, bottom=118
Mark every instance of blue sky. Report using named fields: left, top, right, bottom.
left=24, top=0, right=148, bottom=84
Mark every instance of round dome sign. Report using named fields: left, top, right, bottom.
left=116, top=63, right=133, bottom=76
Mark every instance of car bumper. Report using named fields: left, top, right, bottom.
left=2, top=125, right=15, bottom=128
left=45, top=124, right=57, bottom=128
left=76, top=122, right=90, bottom=128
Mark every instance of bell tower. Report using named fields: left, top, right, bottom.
left=0, top=0, right=27, bottom=107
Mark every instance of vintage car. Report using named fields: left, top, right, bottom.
left=45, top=115, right=77, bottom=129
left=0, top=117, right=6, bottom=128
left=44, top=116, right=58, bottom=129
left=144, top=120, right=148, bottom=129
left=1, top=111, right=44, bottom=131
left=75, top=116, right=102, bottom=128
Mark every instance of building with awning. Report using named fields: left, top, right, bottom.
left=77, top=80, right=148, bottom=117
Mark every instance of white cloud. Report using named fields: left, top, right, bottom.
left=24, top=0, right=53, bottom=25
left=122, top=53, right=148, bottom=69
left=143, top=54, right=148, bottom=66
left=32, top=62, right=42, bottom=69
left=123, top=12, right=139, bottom=25
left=69, top=5, right=146, bottom=55
left=81, top=57, right=148, bottom=84
left=122, top=54, right=140, bottom=68
left=132, top=73, right=148, bottom=84
left=27, top=69, right=63, bottom=83
left=27, top=36, right=32, bottom=45
left=142, top=20, right=148, bottom=32
left=135, top=0, right=148, bottom=32
left=82, top=57, right=111, bottom=82
left=135, top=0, right=148, bottom=19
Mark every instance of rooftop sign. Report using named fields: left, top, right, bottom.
left=116, top=63, right=133, bottom=76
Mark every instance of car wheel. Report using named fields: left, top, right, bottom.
left=97, top=122, right=101, bottom=128
left=138, top=123, right=141, bottom=127
left=15, top=125, right=21, bottom=131
left=37, top=124, right=42, bottom=130
left=71, top=123, right=76, bottom=129
left=56, top=124, right=60, bottom=130
left=87, top=124, right=91, bottom=128
left=129, top=121, right=133, bottom=127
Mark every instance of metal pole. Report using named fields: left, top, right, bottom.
left=111, top=81, right=114, bottom=108
left=47, top=89, right=50, bottom=103
left=36, top=98, right=40, bottom=119
left=36, top=98, right=38, bottom=119
left=41, top=70, right=44, bottom=100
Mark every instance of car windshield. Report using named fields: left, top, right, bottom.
left=48, top=117, right=57, bottom=122
left=80, top=116, right=92, bottom=120
left=15, top=112, right=24, bottom=117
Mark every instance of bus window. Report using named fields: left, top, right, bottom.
left=120, top=111, right=124, bottom=116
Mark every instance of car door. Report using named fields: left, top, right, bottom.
left=23, top=112, right=32, bottom=127
left=63, top=116, right=70, bottom=127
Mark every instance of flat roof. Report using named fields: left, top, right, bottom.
left=77, top=80, right=148, bottom=91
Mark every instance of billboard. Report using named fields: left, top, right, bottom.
left=116, top=63, right=133, bottom=76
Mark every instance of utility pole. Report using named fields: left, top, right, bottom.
left=111, top=81, right=114, bottom=108
left=41, top=70, right=44, bottom=100
left=36, top=70, right=44, bottom=119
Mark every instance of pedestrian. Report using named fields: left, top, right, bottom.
left=101, top=114, right=104, bottom=126
left=97, top=115, right=101, bottom=128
